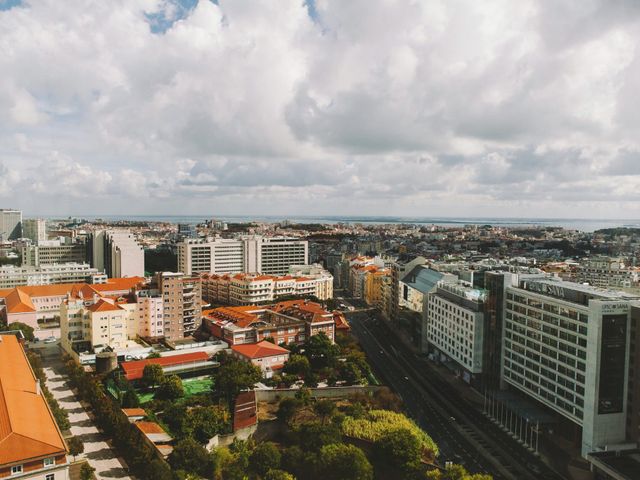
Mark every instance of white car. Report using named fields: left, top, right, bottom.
left=44, top=336, right=57, bottom=344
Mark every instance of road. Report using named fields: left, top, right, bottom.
left=349, top=312, right=567, bottom=480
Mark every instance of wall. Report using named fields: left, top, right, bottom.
left=255, top=385, right=382, bottom=402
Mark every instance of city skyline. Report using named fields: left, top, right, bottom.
left=1, top=0, right=640, bottom=218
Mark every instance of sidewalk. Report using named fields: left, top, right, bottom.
left=43, top=362, right=132, bottom=480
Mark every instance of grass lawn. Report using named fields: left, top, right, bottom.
left=137, top=377, right=214, bottom=404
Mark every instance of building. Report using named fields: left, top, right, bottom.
left=575, top=256, right=639, bottom=290
left=627, top=302, right=640, bottom=446
left=88, top=230, right=144, bottom=278
left=502, top=276, right=640, bottom=456
left=364, top=268, right=392, bottom=309
left=120, top=352, right=216, bottom=381
left=0, top=209, right=22, bottom=242
left=154, top=272, right=202, bottom=341
left=388, top=256, right=429, bottom=320
left=425, top=280, right=487, bottom=387
left=22, top=219, right=46, bottom=244
left=0, top=334, right=69, bottom=480
left=178, top=236, right=308, bottom=276
left=203, top=299, right=336, bottom=346
left=21, top=240, right=86, bottom=267
left=231, top=340, right=290, bottom=378
left=0, top=263, right=102, bottom=289
left=200, top=266, right=333, bottom=306
left=177, top=223, right=197, bottom=239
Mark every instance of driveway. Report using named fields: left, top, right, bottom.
left=43, top=362, right=131, bottom=480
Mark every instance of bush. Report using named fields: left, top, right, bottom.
left=249, top=442, right=281, bottom=476
left=319, top=443, right=373, bottom=480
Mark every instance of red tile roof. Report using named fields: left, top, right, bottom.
left=231, top=341, right=290, bottom=359
left=86, top=299, right=123, bottom=313
left=122, top=408, right=146, bottom=417
left=120, top=352, right=210, bottom=380
left=4, top=288, right=36, bottom=313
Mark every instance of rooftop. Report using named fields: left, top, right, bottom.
left=120, top=352, right=211, bottom=380
left=588, top=449, right=640, bottom=480
left=231, top=340, right=290, bottom=359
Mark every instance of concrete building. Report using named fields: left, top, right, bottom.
left=177, top=223, right=197, bottom=239
left=575, top=256, right=639, bottom=290
left=386, top=256, right=428, bottom=321
left=0, top=208, right=22, bottom=242
left=502, top=276, right=640, bottom=455
left=21, top=240, right=86, bottom=267
left=154, top=272, right=202, bottom=341
left=178, top=236, right=308, bottom=276
left=364, top=268, right=392, bottom=310
left=0, top=334, right=69, bottom=480
left=425, top=280, right=487, bottom=387
left=88, top=230, right=144, bottom=278
left=0, top=263, right=102, bottom=289
left=22, top=218, right=46, bottom=244
left=231, top=341, right=290, bottom=378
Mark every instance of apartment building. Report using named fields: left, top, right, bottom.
left=0, top=334, right=69, bottom=480
left=154, top=272, right=202, bottom=340
left=0, top=263, right=102, bottom=289
left=22, top=218, right=46, bottom=244
left=575, top=256, right=639, bottom=289
left=364, top=268, right=392, bottom=309
left=502, top=277, right=640, bottom=455
left=21, top=240, right=86, bottom=267
left=0, top=208, right=22, bottom=241
left=178, top=236, right=308, bottom=276
left=231, top=341, right=290, bottom=378
left=425, top=281, right=487, bottom=387
left=88, top=230, right=144, bottom=278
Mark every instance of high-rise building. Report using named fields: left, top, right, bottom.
left=502, top=276, right=640, bottom=455
left=21, top=240, right=87, bottom=267
left=0, top=262, right=101, bottom=288
left=178, top=223, right=197, bottom=239
left=0, top=208, right=22, bottom=241
left=88, top=230, right=144, bottom=277
left=178, top=236, right=308, bottom=276
left=22, top=218, right=47, bottom=244
left=154, top=272, right=202, bottom=340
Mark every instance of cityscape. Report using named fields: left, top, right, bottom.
left=1, top=1, right=640, bottom=480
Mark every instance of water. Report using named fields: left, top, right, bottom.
left=40, top=214, right=640, bottom=233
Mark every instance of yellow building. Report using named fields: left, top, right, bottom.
left=364, top=268, right=392, bottom=309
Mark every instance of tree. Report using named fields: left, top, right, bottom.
left=375, top=428, right=422, bottom=472
left=156, top=375, right=184, bottom=400
left=265, top=470, right=296, bottom=480
left=67, top=436, right=84, bottom=461
left=214, top=358, right=262, bottom=406
left=297, top=422, right=341, bottom=452
left=141, top=363, right=164, bottom=389
left=190, top=405, right=228, bottom=444
left=168, top=438, right=214, bottom=477
left=277, top=397, right=302, bottom=424
left=147, top=352, right=161, bottom=359
left=303, top=332, right=339, bottom=369
left=80, top=462, right=95, bottom=480
left=339, top=361, right=364, bottom=385
left=319, top=443, right=373, bottom=480
left=145, top=459, right=173, bottom=480
left=249, top=441, right=281, bottom=476
left=425, top=464, right=493, bottom=480
left=121, top=389, right=140, bottom=408
left=1, top=322, right=34, bottom=341
left=283, top=354, right=310, bottom=377
left=314, top=399, right=336, bottom=425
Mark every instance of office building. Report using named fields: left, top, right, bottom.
left=154, top=272, right=202, bottom=340
left=0, top=263, right=101, bottom=289
left=177, top=223, right=197, bottom=239
left=575, top=256, right=639, bottom=290
left=21, top=240, right=86, bottom=267
left=386, top=256, right=428, bottom=320
left=22, top=218, right=47, bottom=244
left=0, top=209, right=22, bottom=242
left=178, top=236, right=308, bottom=276
left=88, top=230, right=144, bottom=277
left=0, top=334, right=69, bottom=480
left=502, top=276, right=640, bottom=455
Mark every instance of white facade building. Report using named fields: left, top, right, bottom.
left=21, top=240, right=87, bottom=267
left=90, top=230, right=145, bottom=278
left=0, top=262, right=101, bottom=288
left=178, top=236, right=308, bottom=276
left=22, top=218, right=47, bottom=244
left=0, top=208, right=22, bottom=241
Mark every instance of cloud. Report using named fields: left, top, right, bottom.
left=0, top=0, right=639, bottom=218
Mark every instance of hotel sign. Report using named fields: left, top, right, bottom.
left=525, top=281, right=566, bottom=299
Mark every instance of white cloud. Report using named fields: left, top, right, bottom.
left=0, top=0, right=639, bottom=218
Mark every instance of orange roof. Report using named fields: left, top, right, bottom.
left=86, top=299, right=123, bottom=313
left=135, top=421, right=167, bottom=435
left=231, top=341, right=290, bottom=359
left=122, top=408, right=146, bottom=417
left=4, top=288, right=36, bottom=313
left=120, top=352, right=210, bottom=380
left=0, top=335, right=67, bottom=465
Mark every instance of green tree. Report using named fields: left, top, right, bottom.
left=168, top=438, right=214, bottom=477
left=141, top=363, right=164, bottom=389
left=146, top=351, right=161, bottom=359
left=191, top=405, right=228, bottom=443
left=265, top=470, right=296, bottom=480
left=303, top=332, right=339, bottom=369
left=283, top=354, right=310, bottom=377
left=277, top=397, right=302, bottom=424
left=375, top=428, right=422, bottom=472
left=214, top=358, right=262, bottom=406
left=314, top=399, right=336, bottom=425
left=80, top=462, right=95, bottom=480
left=339, top=361, right=364, bottom=385
left=425, top=464, right=493, bottom=480
left=249, top=441, right=281, bottom=477
left=121, top=389, right=140, bottom=408
left=146, top=460, right=173, bottom=480
left=319, top=443, right=373, bottom=480
left=1, top=322, right=35, bottom=341
left=297, top=422, right=341, bottom=452
left=156, top=375, right=184, bottom=400
left=67, top=436, right=84, bottom=461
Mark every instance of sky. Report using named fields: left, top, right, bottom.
left=1, top=0, right=640, bottom=219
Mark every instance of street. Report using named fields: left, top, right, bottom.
left=348, top=311, right=567, bottom=480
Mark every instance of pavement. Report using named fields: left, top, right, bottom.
left=43, top=360, right=131, bottom=480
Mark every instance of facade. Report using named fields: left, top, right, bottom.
left=387, top=256, right=429, bottom=320
left=22, top=219, right=47, bottom=244
left=89, top=230, right=144, bottom=278
left=502, top=277, right=639, bottom=455
left=0, top=263, right=101, bottom=289
left=135, top=293, right=165, bottom=339
left=21, top=241, right=86, bottom=267
left=231, top=340, right=290, bottom=378
left=575, top=256, right=639, bottom=290
left=425, top=281, right=487, bottom=386
left=177, top=223, right=197, bottom=239
left=0, top=334, right=69, bottom=480
left=178, top=236, right=308, bottom=276
left=0, top=209, right=22, bottom=242
left=364, top=268, right=392, bottom=309
left=154, top=272, right=202, bottom=341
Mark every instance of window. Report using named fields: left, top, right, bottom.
left=44, top=457, right=55, bottom=467
left=11, top=465, right=23, bottom=474
left=46, top=475, right=55, bottom=480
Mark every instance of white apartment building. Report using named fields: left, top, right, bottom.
left=425, top=281, right=486, bottom=385
left=0, top=262, right=102, bottom=288
left=135, top=293, right=165, bottom=339
left=89, top=230, right=145, bottom=277
left=21, top=240, right=87, bottom=267
left=575, top=256, right=639, bottom=289
left=178, top=236, right=308, bottom=276
left=502, top=277, right=640, bottom=456
left=22, top=218, right=47, bottom=243
left=0, top=208, right=22, bottom=241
